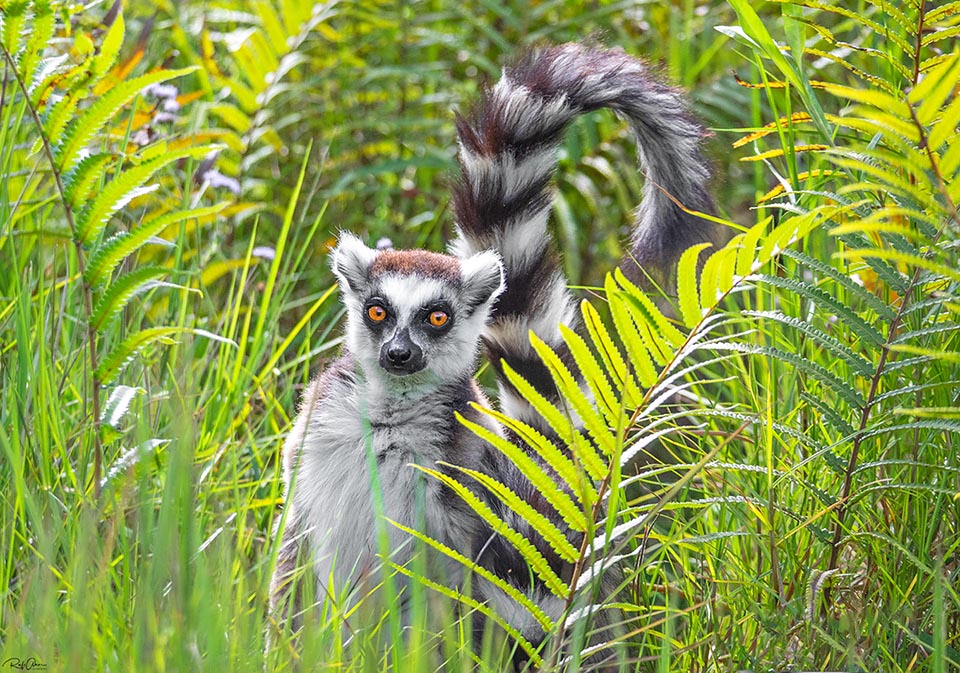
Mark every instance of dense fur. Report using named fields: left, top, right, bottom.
left=451, top=42, right=716, bottom=428
left=269, top=42, right=715, bottom=667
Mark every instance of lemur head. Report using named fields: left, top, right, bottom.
left=331, top=233, right=504, bottom=386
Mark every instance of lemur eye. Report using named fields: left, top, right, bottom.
left=428, top=310, right=449, bottom=327
left=367, top=305, right=387, bottom=322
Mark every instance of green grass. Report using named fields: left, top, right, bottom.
left=2, top=0, right=958, bottom=671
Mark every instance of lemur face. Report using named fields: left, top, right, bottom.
left=331, top=233, right=504, bottom=385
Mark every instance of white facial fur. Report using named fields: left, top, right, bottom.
left=331, top=233, right=504, bottom=392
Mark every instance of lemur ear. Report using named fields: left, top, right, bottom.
left=460, top=250, right=505, bottom=312
left=331, top=233, right=377, bottom=294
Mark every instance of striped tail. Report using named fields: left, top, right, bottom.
left=450, top=43, right=716, bottom=424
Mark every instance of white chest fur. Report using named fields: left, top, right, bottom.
left=285, top=371, right=467, bottom=597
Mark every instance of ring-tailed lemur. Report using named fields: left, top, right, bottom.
left=269, top=42, right=715, bottom=661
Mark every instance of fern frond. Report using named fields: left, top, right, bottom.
left=387, top=521, right=556, bottom=633
left=455, top=412, right=588, bottom=533
left=499, top=361, right=607, bottom=480
left=530, top=332, right=617, bottom=457
left=84, top=203, right=226, bottom=285
left=677, top=242, right=711, bottom=328
left=410, top=464, right=571, bottom=598
left=90, top=266, right=176, bottom=330
left=604, top=276, right=658, bottom=387
left=75, top=146, right=218, bottom=244
left=741, top=311, right=874, bottom=376
left=558, top=323, right=624, bottom=428
left=96, top=327, right=234, bottom=385
left=443, top=464, right=581, bottom=563
left=757, top=274, right=886, bottom=345
left=55, top=67, right=199, bottom=172
left=90, top=9, right=124, bottom=83
left=580, top=300, right=643, bottom=407
left=473, top=406, right=599, bottom=507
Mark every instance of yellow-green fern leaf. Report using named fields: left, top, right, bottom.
left=55, top=67, right=198, bottom=171
left=84, top=203, right=226, bottom=285
left=530, top=332, right=616, bottom=457
left=75, top=145, right=218, bottom=244
left=411, top=464, right=571, bottom=598
left=456, top=412, right=588, bottom=532
left=613, top=267, right=685, bottom=348
left=476, top=405, right=598, bottom=507
left=677, top=241, right=712, bottom=328
left=390, top=563, right=543, bottom=667
left=96, top=327, right=234, bottom=384
left=90, top=9, right=123, bottom=83
left=580, top=300, right=643, bottom=407
left=604, top=275, right=657, bottom=387
left=388, top=520, right=556, bottom=632
left=558, top=323, right=624, bottom=428
left=442, top=464, right=580, bottom=562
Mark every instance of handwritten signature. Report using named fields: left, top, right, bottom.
left=2, top=658, right=47, bottom=671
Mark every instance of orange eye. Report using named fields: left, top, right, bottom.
left=428, top=310, right=449, bottom=327
left=367, top=305, right=387, bottom=322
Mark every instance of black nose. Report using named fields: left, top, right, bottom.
left=379, top=329, right=425, bottom=375
left=386, top=345, right=411, bottom=364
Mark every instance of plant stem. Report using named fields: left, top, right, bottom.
left=1, top=44, right=103, bottom=498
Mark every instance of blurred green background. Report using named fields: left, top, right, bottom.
left=2, top=0, right=957, bottom=671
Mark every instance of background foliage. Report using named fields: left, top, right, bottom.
left=1, top=0, right=957, bottom=671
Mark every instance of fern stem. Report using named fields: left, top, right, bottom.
left=1, top=44, right=103, bottom=498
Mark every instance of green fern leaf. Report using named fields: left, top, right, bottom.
left=926, top=1, right=960, bottom=23
left=801, top=391, right=856, bottom=438
left=62, top=152, right=115, bottom=208
left=477, top=405, right=599, bottom=507
left=96, top=327, right=234, bottom=384
left=389, top=562, right=543, bottom=666
left=530, top=332, right=616, bottom=457
left=558, top=323, right=624, bottom=428
left=0, top=1, right=30, bottom=60
left=580, top=300, right=643, bottom=406
left=55, top=66, right=199, bottom=171
left=909, top=53, right=960, bottom=124
left=891, top=323, right=960, bottom=344
left=411, top=464, right=571, bottom=598
left=709, top=342, right=865, bottom=409
left=757, top=274, right=886, bottom=345
left=499, top=360, right=607, bottom=480
left=444, top=463, right=581, bottom=562
left=84, top=203, right=226, bottom=285
left=90, top=266, right=182, bottom=330
left=929, top=93, right=960, bottom=155
left=18, top=0, right=53, bottom=86
left=736, top=220, right=767, bottom=277
left=742, top=311, right=874, bottom=376
left=699, top=244, right=738, bottom=311
left=677, top=242, right=711, bottom=328
left=388, top=520, right=556, bottom=632
left=605, top=283, right=658, bottom=387
left=457, top=412, right=589, bottom=532
left=75, top=146, right=217, bottom=244
left=614, top=267, right=686, bottom=348
left=38, top=90, right=81, bottom=150
left=758, top=208, right=835, bottom=266
left=90, top=9, right=124, bottom=82
left=837, top=249, right=960, bottom=285
left=781, top=248, right=897, bottom=320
